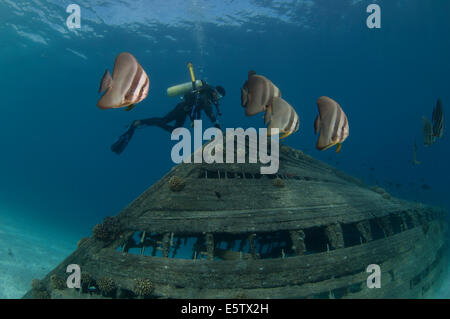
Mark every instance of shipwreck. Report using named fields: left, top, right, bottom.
left=23, top=137, right=449, bottom=299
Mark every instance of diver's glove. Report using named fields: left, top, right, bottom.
left=110, top=124, right=137, bottom=155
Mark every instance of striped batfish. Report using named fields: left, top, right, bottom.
left=241, top=70, right=281, bottom=116
left=264, top=97, right=300, bottom=139
left=432, top=99, right=444, bottom=138
left=97, top=52, right=149, bottom=111
left=314, top=96, right=349, bottom=153
left=422, top=117, right=435, bottom=147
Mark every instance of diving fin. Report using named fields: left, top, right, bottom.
left=110, top=125, right=136, bottom=155
left=125, top=104, right=136, bottom=112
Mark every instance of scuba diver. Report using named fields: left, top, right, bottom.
left=111, top=81, right=226, bottom=155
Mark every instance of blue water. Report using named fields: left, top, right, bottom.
left=0, top=0, right=449, bottom=298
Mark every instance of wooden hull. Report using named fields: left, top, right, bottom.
left=23, top=142, right=449, bottom=299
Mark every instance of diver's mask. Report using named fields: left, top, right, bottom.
left=214, top=85, right=226, bottom=101
left=213, top=90, right=223, bottom=102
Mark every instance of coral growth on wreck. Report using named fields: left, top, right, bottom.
left=31, top=278, right=50, bottom=299
left=169, top=176, right=185, bottom=192
left=93, top=216, right=121, bottom=243
left=132, top=278, right=153, bottom=297
left=273, top=177, right=285, bottom=187
left=97, top=277, right=117, bottom=296
left=77, top=237, right=89, bottom=247
left=280, top=144, right=303, bottom=159
left=50, top=274, right=66, bottom=290
left=31, top=278, right=45, bottom=291
left=370, top=186, right=391, bottom=200
left=81, top=272, right=93, bottom=287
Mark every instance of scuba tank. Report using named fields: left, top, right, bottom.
left=166, top=62, right=203, bottom=97
left=167, top=80, right=203, bottom=97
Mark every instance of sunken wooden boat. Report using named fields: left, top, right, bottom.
left=23, top=138, right=449, bottom=299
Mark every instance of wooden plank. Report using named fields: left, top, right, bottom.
left=81, top=225, right=438, bottom=292
left=129, top=205, right=434, bottom=234
left=206, top=233, right=214, bottom=261
left=289, top=230, right=306, bottom=256
left=72, top=221, right=446, bottom=299
left=325, top=224, right=345, bottom=249
left=356, top=220, right=372, bottom=242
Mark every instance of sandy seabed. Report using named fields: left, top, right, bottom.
left=0, top=221, right=74, bottom=299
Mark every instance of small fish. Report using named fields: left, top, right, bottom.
left=215, top=191, right=221, bottom=199
left=7, top=248, right=13, bottom=257
left=314, top=96, right=349, bottom=153
left=97, top=52, right=150, bottom=110
left=88, top=286, right=97, bottom=292
left=421, top=184, right=431, bottom=190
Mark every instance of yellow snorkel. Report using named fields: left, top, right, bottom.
left=188, top=62, right=196, bottom=88
left=188, top=62, right=199, bottom=128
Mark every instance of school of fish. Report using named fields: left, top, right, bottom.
left=97, top=53, right=354, bottom=153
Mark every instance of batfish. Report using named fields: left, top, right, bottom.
left=422, top=116, right=435, bottom=147
left=264, top=96, right=299, bottom=139
left=432, top=99, right=444, bottom=139
left=241, top=70, right=281, bottom=116
left=314, top=96, right=349, bottom=153
left=97, top=52, right=149, bottom=111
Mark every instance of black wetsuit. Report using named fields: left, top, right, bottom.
left=138, top=84, right=221, bottom=132
left=111, top=84, right=222, bottom=155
